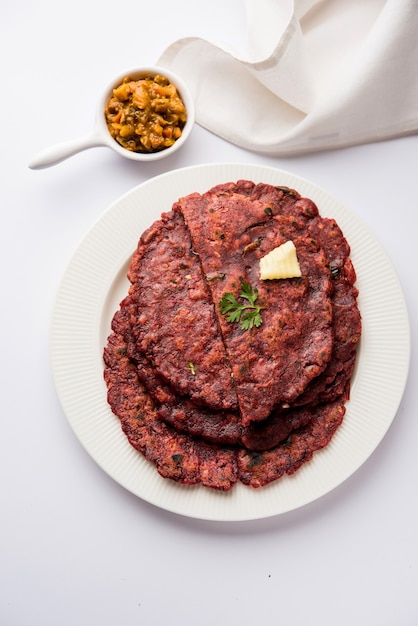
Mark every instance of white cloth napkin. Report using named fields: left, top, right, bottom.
left=158, top=0, right=418, bottom=155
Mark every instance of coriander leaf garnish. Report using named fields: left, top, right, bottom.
left=219, top=281, right=265, bottom=330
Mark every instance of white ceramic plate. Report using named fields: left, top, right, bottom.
left=50, top=163, right=410, bottom=521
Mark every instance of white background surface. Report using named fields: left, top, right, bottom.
left=1, top=1, right=417, bottom=624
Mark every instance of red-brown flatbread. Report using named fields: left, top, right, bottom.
left=126, top=209, right=237, bottom=411
left=103, top=180, right=361, bottom=491
left=104, top=327, right=346, bottom=490
left=177, top=189, right=334, bottom=424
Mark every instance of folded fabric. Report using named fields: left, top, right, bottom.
left=158, top=0, right=418, bottom=155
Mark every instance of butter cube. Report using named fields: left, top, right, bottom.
left=259, top=240, right=302, bottom=280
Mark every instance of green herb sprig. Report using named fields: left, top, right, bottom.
left=219, top=281, right=265, bottom=330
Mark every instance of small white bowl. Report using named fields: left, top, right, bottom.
left=29, top=66, right=195, bottom=170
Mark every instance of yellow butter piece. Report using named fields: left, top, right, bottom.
left=259, top=240, right=302, bottom=280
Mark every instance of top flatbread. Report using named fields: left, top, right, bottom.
left=177, top=187, right=333, bottom=424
